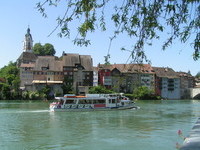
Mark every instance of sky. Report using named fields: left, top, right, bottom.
left=0, top=0, right=199, bottom=76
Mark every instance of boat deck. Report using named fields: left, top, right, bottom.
left=180, top=118, right=200, bottom=150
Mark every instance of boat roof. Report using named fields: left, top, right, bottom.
left=55, top=97, right=107, bottom=100
left=121, top=100, right=131, bottom=102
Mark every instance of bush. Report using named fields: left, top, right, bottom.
left=29, top=91, right=40, bottom=100
left=22, top=91, right=41, bottom=100
left=132, top=86, right=160, bottom=100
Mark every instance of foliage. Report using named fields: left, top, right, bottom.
left=36, top=0, right=200, bottom=62
left=62, top=76, right=74, bottom=94
left=22, top=91, right=41, bottom=100
left=0, top=83, right=11, bottom=100
left=104, top=54, right=111, bottom=65
left=55, top=91, right=63, bottom=97
left=132, top=86, right=160, bottom=100
left=43, top=43, right=56, bottom=56
left=33, top=43, right=56, bottom=56
left=22, top=91, right=29, bottom=100
left=0, top=62, right=21, bottom=100
left=89, top=86, right=114, bottom=94
left=33, top=43, right=44, bottom=55
left=40, top=85, right=52, bottom=100
left=196, top=71, right=200, bottom=78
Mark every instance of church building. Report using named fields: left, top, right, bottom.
left=17, top=27, right=37, bottom=67
left=17, top=27, right=94, bottom=95
left=17, top=28, right=37, bottom=90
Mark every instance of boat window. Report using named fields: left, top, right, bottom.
left=78, top=98, right=106, bottom=104
left=109, top=99, right=116, bottom=103
left=79, top=99, right=90, bottom=104
left=65, top=99, right=76, bottom=104
left=110, top=99, right=116, bottom=103
left=92, top=99, right=106, bottom=104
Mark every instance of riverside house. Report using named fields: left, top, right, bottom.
left=153, top=67, right=181, bottom=99
left=97, top=64, right=155, bottom=93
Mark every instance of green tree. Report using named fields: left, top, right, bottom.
left=43, top=43, right=56, bottom=56
left=1, top=83, right=11, bottom=100
left=196, top=72, right=200, bottom=78
left=62, top=76, right=73, bottom=94
left=133, top=86, right=156, bottom=100
left=0, top=62, right=20, bottom=100
left=29, top=91, right=40, bottom=100
left=40, top=85, right=51, bottom=100
left=33, top=43, right=56, bottom=56
left=11, top=76, right=21, bottom=99
left=36, top=0, right=200, bottom=62
left=33, top=43, right=44, bottom=55
left=22, top=91, right=41, bottom=100
left=89, top=86, right=114, bottom=94
left=22, top=91, right=29, bottom=100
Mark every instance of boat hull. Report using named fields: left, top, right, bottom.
left=50, top=105, right=136, bottom=112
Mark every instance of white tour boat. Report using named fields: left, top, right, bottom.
left=49, top=94, right=137, bottom=112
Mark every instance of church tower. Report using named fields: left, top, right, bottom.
left=23, top=27, right=33, bottom=53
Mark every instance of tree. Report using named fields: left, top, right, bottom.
left=33, top=43, right=44, bottom=55
left=1, top=84, right=10, bottom=100
left=0, top=62, right=21, bottom=100
left=40, top=85, right=51, bottom=100
left=132, top=86, right=156, bottom=100
left=89, top=86, right=114, bottom=94
left=196, top=72, right=200, bottom=78
left=62, top=76, right=73, bottom=94
left=33, top=43, right=56, bottom=56
left=36, top=0, right=200, bottom=63
left=43, top=43, right=56, bottom=56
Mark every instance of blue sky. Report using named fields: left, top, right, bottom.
left=0, top=0, right=199, bottom=76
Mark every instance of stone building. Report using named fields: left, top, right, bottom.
left=153, top=67, right=181, bottom=99
left=17, top=28, right=93, bottom=95
left=17, top=28, right=37, bottom=89
left=31, top=56, right=63, bottom=95
left=177, top=71, right=195, bottom=99
left=62, top=53, right=93, bottom=94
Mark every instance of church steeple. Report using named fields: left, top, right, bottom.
left=23, top=27, right=33, bottom=53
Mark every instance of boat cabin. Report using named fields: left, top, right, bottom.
left=51, top=93, right=135, bottom=111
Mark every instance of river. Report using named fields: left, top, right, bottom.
left=0, top=100, right=199, bottom=150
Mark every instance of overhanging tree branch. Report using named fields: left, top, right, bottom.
left=36, top=0, right=200, bottom=62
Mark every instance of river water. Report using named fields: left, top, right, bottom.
left=0, top=100, right=200, bottom=150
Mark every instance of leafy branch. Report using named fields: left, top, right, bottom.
left=36, top=0, right=200, bottom=63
